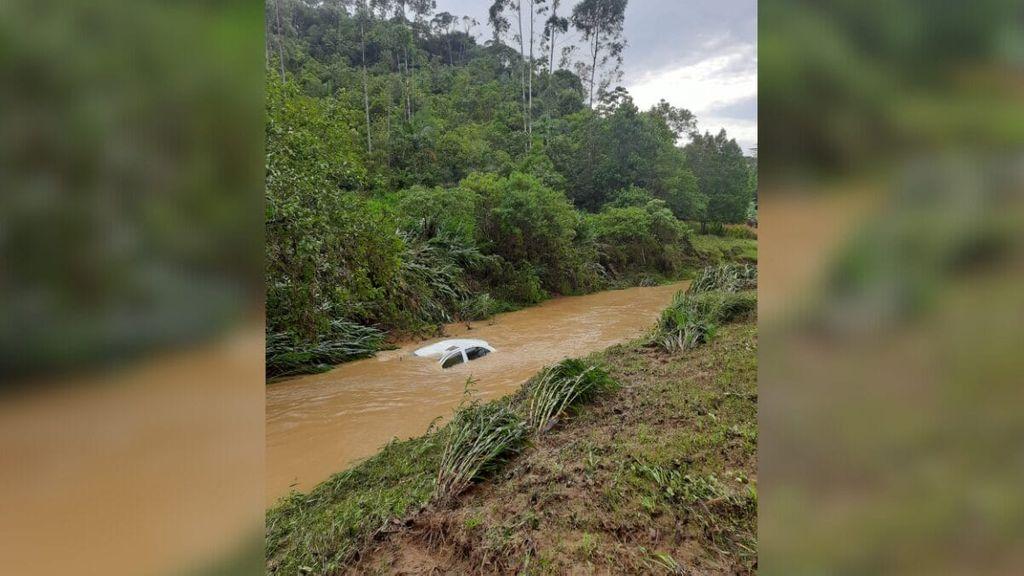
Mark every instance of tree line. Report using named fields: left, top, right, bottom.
left=265, top=0, right=754, bottom=376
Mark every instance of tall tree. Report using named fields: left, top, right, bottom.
left=543, top=0, right=568, bottom=74
left=685, top=129, right=752, bottom=226
left=570, top=0, right=627, bottom=109
left=273, top=0, right=287, bottom=82
left=488, top=0, right=511, bottom=44
left=432, top=11, right=457, bottom=66
left=345, top=0, right=374, bottom=154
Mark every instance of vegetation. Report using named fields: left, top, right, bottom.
left=266, top=358, right=615, bottom=574
left=688, top=262, right=758, bottom=295
left=654, top=264, right=758, bottom=353
left=655, top=289, right=757, bottom=353
left=264, top=0, right=755, bottom=376
left=525, top=358, right=616, bottom=432
left=264, top=304, right=758, bottom=575
left=435, top=397, right=527, bottom=502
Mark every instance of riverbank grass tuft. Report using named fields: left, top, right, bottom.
left=434, top=399, right=528, bottom=502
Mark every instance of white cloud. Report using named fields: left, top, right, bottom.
left=626, top=42, right=758, bottom=153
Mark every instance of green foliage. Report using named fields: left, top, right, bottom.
left=266, top=320, right=386, bottom=379
left=435, top=397, right=528, bottom=502
left=687, top=263, right=759, bottom=295
left=685, top=129, right=752, bottom=224
left=263, top=0, right=754, bottom=376
left=468, top=172, right=599, bottom=295
left=655, top=289, right=757, bottom=352
left=591, top=199, right=692, bottom=276
left=525, top=359, right=616, bottom=432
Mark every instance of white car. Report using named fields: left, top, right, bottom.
left=413, top=339, right=495, bottom=369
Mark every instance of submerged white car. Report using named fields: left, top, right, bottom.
left=413, top=339, right=495, bottom=369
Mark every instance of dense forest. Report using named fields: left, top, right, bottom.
left=265, top=0, right=755, bottom=377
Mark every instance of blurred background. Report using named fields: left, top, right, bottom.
left=759, top=0, right=1024, bottom=574
left=4, top=0, right=1023, bottom=574
left=0, top=1, right=264, bottom=575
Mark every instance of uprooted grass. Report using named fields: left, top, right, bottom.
left=350, top=318, right=758, bottom=575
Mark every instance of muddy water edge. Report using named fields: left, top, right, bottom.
left=266, top=282, right=686, bottom=506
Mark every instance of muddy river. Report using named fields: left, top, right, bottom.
left=266, top=282, right=686, bottom=506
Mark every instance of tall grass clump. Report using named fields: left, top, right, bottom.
left=434, top=400, right=527, bottom=502
left=687, top=263, right=758, bottom=295
left=266, top=320, right=386, bottom=379
left=525, top=359, right=616, bottom=432
left=656, top=290, right=757, bottom=353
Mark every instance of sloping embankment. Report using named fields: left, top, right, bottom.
left=267, top=271, right=757, bottom=575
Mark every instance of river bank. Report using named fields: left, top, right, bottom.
left=266, top=281, right=687, bottom=505
left=266, top=282, right=757, bottom=575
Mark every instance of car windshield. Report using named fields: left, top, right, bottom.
left=465, top=347, right=490, bottom=361
left=441, top=352, right=465, bottom=369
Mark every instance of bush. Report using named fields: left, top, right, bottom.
left=655, top=290, right=757, bottom=352
left=687, top=264, right=758, bottom=295
left=724, top=224, right=758, bottom=239
left=434, top=399, right=527, bottom=502
left=592, top=200, right=692, bottom=277
left=525, top=359, right=616, bottom=432
left=266, top=320, right=386, bottom=379
left=465, top=172, right=593, bottom=296
left=457, top=293, right=515, bottom=321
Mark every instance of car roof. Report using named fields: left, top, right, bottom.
left=414, top=339, right=494, bottom=358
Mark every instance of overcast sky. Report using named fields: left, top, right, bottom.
left=434, top=0, right=757, bottom=153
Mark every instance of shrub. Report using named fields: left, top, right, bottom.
left=266, top=320, right=386, bottom=378
left=434, top=400, right=527, bottom=501
left=525, top=359, right=616, bottom=432
left=724, top=224, right=758, bottom=239
left=457, top=293, right=515, bottom=321
left=655, top=290, right=757, bottom=352
left=592, top=199, right=692, bottom=278
left=687, top=264, right=758, bottom=295
left=465, top=172, right=591, bottom=295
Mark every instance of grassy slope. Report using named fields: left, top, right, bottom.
left=265, top=317, right=757, bottom=575
left=349, top=320, right=757, bottom=575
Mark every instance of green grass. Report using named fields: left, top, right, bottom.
left=692, top=234, right=758, bottom=264
left=654, top=289, right=757, bottom=353
left=266, top=361, right=616, bottom=574
left=265, top=434, right=441, bottom=575
left=524, top=359, right=617, bottom=432
left=435, top=399, right=528, bottom=502
left=687, top=263, right=758, bottom=295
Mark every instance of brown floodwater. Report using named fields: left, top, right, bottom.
left=266, top=282, right=686, bottom=506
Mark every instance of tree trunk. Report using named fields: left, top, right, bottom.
left=589, top=26, right=600, bottom=109
left=527, top=0, right=534, bottom=147
left=274, top=0, right=286, bottom=82
left=516, top=0, right=528, bottom=146
left=360, top=13, right=372, bottom=154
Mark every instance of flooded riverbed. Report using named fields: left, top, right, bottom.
left=266, top=282, right=686, bottom=506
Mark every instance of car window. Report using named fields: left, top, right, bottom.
left=441, top=352, right=464, bottom=369
left=465, top=347, right=490, bottom=361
